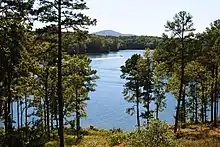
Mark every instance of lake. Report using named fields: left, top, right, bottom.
left=82, top=50, right=176, bottom=131
left=0, top=50, right=177, bottom=131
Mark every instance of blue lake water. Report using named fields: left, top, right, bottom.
left=82, top=50, right=176, bottom=130
left=0, top=50, right=177, bottom=131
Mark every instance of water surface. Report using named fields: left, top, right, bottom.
left=82, top=50, right=176, bottom=130
left=0, top=50, right=176, bottom=130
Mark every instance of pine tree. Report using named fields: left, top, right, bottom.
left=32, top=1, right=96, bottom=145
left=159, top=11, right=195, bottom=133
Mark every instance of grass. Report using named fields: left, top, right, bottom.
left=45, top=125, right=220, bottom=147
left=175, top=124, right=220, bottom=147
left=45, top=127, right=110, bottom=147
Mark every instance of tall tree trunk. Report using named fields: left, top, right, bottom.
left=217, top=100, right=218, bottom=118
left=53, top=96, right=59, bottom=130
left=20, top=100, right=23, bottom=128
left=214, top=65, right=218, bottom=127
left=201, top=83, right=205, bottom=123
left=174, top=31, right=185, bottom=133
left=201, top=105, right=204, bottom=123
left=25, top=95, right=28, bottom=128
left=24, top=94, right=28, bottom=139
left=45, top=69, right=50, bottom=140
left=75, top=88, right=80, bottom=138
left=5, top=101, right=8, bottom=134
left=204, top=96, right=207, bottom=123
left=174, top=50, right=184, bottom=133
left=10, top=100, right=13, bottom=145
left=195, top=83, right=198, bottom=124
left=182, top=86, right=186, bottom=126
left=40, top=98, right=43, bottom=129
left=4, top=78, right=8, bottom=134
left=191, top=84, right=195, bottom=123
left=211, top=66, right=214, bottom=122
left=136, top=82, right=140, bottom=129
left=11, top=101, right=13, bottom=127
left=51, top=113, right=54, bottom=139
left=156, top=104, right=159, bottom=120
left=58, top=0, right=64, bottom=146
left=192, top=97, right=195, bottom=123
left=44, top=99, right=47, bottom=132
left=147, top=94, right=150, bottom=124
left=17, top=99, right=19, bottom=129
left=7, top=68, right=12, bottom=145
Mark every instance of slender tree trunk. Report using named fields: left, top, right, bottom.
left=211, top=66, right=214, bottom=122
left=58, top=0, right=64, bottom=146
left=11, top=101, right=13, bottom=127
left=156, top=104, right=159, bottom=120
left=51, top=113, right=54, bottom=139
left=191, top=84, right=195, bottom=123
left=7, top=68, right=12, bottom=146
left=5, top=100, right=8, bottom=134
left=201, top=105, right=204, bottom=123
left=53, top=96, right=59, bottom=130
left=136, top=83, right=140, bottom=129
left=201, top=84, right=205, bottom=123
left=44, top=99, right=47, bottom=132
left=75, top=88, right=80, bottom=138
left=17, top=99, right=19, bottom=129
left=204, top=85, right=207, bottom=123
left=217, top=100, right=218, bottom=118
left=147, top=94, right=150, bottom=124
left=204, top=96, right=207, bottom=123
left=192, top=97, right=195, bottom=123
left=182, top=86, right=186, bottom=125
left=174, top=32, right=185, bottom=133
left=214, top=65, right=218, bottom=127
left=45, top=69, right=50, bottom=140
left=195, top=83, right=198, bottom=124
left=56, top=115, right=59, bottom=130
left=20, top=100, right=23, bottom=128
left=25, top=94, right=28, bottom=139
left=40, top=98, right=43, bottom=128
left=4, top=78, right=8, bottom=134
left=136, top=98, right=140, bottom=128
left=25, top=95, right=28, bottom=128
left=174, top=54, right=184, bottom=133
left=55, top=104, right=59, bottom=130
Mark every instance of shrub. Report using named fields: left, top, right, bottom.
left=108, top=133, right=127, bottom=147
left=128, top=119, right=177, bottom=147
left=110, top=128, right=123, bottom=133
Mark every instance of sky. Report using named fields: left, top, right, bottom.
left=84, top=0, right=220, bottom=36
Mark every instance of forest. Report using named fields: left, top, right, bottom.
left=0, top=0, right=220, bottom=147
left=42, top=33, right=161, bottom=55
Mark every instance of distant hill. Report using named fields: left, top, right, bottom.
left=92, top=30, right=135, bottom=37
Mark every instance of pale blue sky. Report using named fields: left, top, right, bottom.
left=85, top=0, right=220, bottom=36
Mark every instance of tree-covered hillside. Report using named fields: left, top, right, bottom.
left=63, top=33, right=162, bottom=54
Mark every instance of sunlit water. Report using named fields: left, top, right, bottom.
left=82, top=50, right=176, bottom=130
left=0, top=50, right=176, bottom=131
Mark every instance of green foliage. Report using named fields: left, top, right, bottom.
left=63, top=34, right=162, bottom=54
left=154, top=11, right=197, bottom=133
left=153, top=76, right=166, bottom=119
left=107, top=131, right=131, bottom=147
left=121, top=49, right=156, bottom=127
left=1, top=1, right=220, bottom=146
left=0, top=122, right=48, bottom=146
left=0, top=0, right=99, bottom=145
left=108, top=133, right=126, bottom=146
left=128, top=119, right=177, bottom=147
